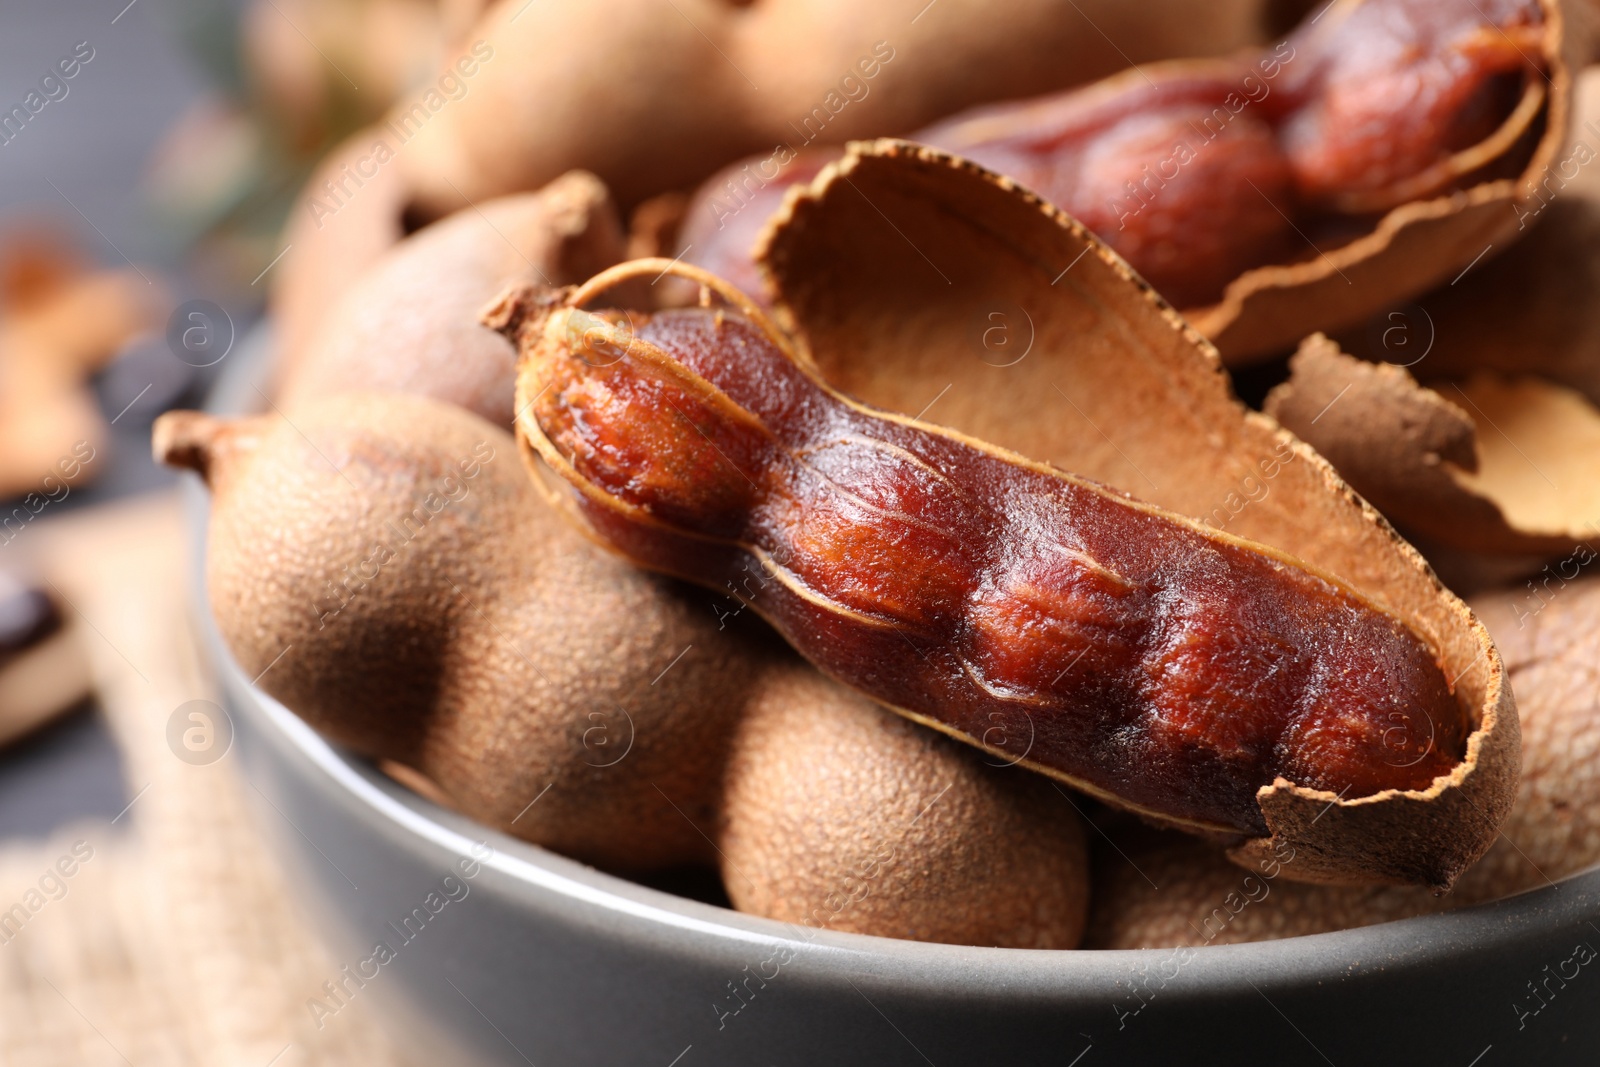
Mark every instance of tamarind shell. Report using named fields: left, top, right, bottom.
left=757, top=139, right=1518, bottom=889
left=1267, top=336, right=1600, bottom=555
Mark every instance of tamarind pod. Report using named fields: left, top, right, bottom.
left=931, top=0, right=1548, bottom=215
left=1273, top=0, right=1548, bottom=213
left=394, top=0, right=1273, bottom=217
left=272, top=129, right=412, bottom=385
left=753, top=139, right=1517, bottom=891
left=922, top=66, right=1297, bottom=309
left=156, top=393, right=766, bottom=872
left=281, top=172, right=629, bottom=427
left=721, top=661, right=1089, bottom=948
left=684, top=0, right=1565, bottom=355
left=685, top=64, right=1302, bottom=311
left=496, top=262, right=1474, bottom=886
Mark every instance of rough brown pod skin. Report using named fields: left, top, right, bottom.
left=155, top=392, right=1092, bottom=947
left=273, top=129, right=414, bottom=388
left=280, top=172, right=630, bottom=428
left=750, top=140, right=1517, bottom=890
left=721, top=662, right=1089, bottom=948
left=155, top=392, right=763, bottom=871
left=1087, top=575, right=1600, bottom=947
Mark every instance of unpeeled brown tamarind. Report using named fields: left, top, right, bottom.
left=280, top=172, right=630, bottom=428
left=721, top=661, right=1089, bottom=948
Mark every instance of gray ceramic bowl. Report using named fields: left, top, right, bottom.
left=192, top=331, right=1600, bottom=1065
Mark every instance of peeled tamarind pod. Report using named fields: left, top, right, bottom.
left=154, top=392, right=771, bottom=872
left=685, top=72, right=1297, bottom=311
left=1088, top=573, right=1600, bottom=946
left=720, top=661, right=1089, bottom=948
left=918, top=0, right=1552, bottom=308
left=497, top=260, right=1494, bottom=889
left=920, top=67, right=1296, bottom=310
left=281, top=172, right=628, bottom=427
left=685, top=0, right=1573, bottom=359
left=1272, top=0, right=1547, bottom=212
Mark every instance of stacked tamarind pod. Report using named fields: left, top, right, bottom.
left=162, top=0, right=1600, bottom=949
left=681, top=0, right=1581, bottom=359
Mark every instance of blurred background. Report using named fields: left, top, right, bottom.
left=0, top=3, right=477, bottom=1061
left=0, top=0, right=482, bottom=836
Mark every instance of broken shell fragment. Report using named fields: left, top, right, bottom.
left=1267, top=335, right=1600, bottom=555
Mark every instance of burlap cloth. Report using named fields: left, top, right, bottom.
left=0, top=492, right=408, bottom=1066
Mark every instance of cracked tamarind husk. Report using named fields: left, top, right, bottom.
left=154, top=392, right=1092, bottom=947
left=681, top=0, right=1585, bottom=364
left=278, top=171, right=631, bottom=427
left=497, top=258, right=1498, bottom=890
left=530, top=140, right=1517, bottom=891
left=1267, top=335, right=1600, bottom=559
left=271, top=0, right=1280, bottom=361
left=1086, top=574, right=1600, bottom=947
